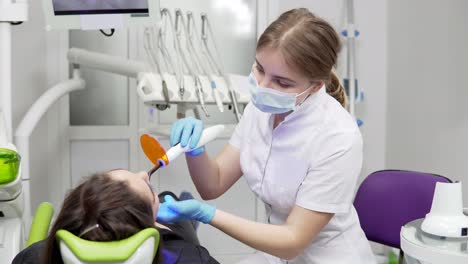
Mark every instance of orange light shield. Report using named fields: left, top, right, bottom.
left=140, top=134, right=169, bottom=166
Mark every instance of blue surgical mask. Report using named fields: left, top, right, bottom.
left=248, top=73, right=312, bottom=114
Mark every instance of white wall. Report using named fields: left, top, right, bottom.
left=275, top=0, right=388, bottom=182
left=387, top=0, right=468, bottom=204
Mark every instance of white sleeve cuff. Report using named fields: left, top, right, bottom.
left=295, top=200, right=351, bottom=214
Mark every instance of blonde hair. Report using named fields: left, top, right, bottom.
left=257, top=8, right=347, bottom=108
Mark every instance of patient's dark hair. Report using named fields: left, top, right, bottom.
left=42, top=172, right=162, bottom=264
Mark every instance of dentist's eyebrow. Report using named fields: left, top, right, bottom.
left=255, top=58, right=297, bottom=84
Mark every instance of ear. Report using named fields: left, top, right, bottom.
left=310, top=81, right=325, bottom=93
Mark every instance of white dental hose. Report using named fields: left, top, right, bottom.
left=186, top=12, right=224, bottom=113
left=174, top=9, right=209, bottom=117
left=160, top=9, right=185, bottom=97
left=201, top=13, right=242, bottom=121
left=158, top=124, right=225, bottom=166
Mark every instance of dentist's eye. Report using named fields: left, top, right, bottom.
left=276, top=80, right=292, bottom=88
left=255, top=65, right=264, bottom=74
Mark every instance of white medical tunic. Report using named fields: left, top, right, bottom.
left=230, top=87, right=376, bottom=264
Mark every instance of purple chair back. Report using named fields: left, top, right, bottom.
left=353, top=170, right=451, bottom=249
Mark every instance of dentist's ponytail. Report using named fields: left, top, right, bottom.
left=327, top=69, right=347, bottom=108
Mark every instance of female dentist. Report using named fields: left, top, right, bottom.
left=157, top=8, right=376, bottom=264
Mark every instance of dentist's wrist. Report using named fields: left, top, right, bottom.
left=199, top=203, right=216, bottom=224
left=186, top=146, right=205, bottom=156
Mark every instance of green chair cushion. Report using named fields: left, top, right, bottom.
left=27, top=202, right=54, bottom=247
left=56, top=228, right=160, bottom=262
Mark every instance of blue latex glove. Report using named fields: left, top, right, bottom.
left=170, top=117, right=205, bottom=156
left=157, top=195, right=216, bottom=224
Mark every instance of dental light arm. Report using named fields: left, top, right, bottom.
left=67, top=48, right=149, bottom=78
left=14, top=70, right=85, bottom=239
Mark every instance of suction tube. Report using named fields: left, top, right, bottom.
left=158, top=125, right=225, bottom=166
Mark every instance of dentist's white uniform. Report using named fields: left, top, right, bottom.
left=231, top=87, right=376, bottom=264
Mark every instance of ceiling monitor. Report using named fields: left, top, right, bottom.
left=42, top=0, right=160, bottom=30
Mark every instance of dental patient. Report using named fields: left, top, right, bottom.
left=12, top=170, right=219, bottom=264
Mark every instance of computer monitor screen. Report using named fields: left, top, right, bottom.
left=52, top=0, right=149, bottom=16
left=43, top=0, right=159, bottom=30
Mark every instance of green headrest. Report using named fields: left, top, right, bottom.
left=0, top=147, right=20, bottom=184
left=56, top=228, right=160, bottom=262
left=27, top=202, right=54, bottom=247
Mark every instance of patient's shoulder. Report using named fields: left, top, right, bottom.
left=12, top=240, right=46, bottom=264
left=162, top=241, right=220, bottom=264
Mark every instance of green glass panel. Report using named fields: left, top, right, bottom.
left=0, top=148, right=21, bottom=184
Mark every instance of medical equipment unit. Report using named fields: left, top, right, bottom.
left=421, top=181, right=468, bottom=238
left=138, top=8, right=249, bottom=121
left=401, top=219, right=468, bottom=264
left=401, top=181, right=468, bottom=264
left=0, top=112, right=25, bottom=262
left=0, top=0, right=28, bottom=261
left=399, top=178, right=468, bottom=264
left=141, top=125, right=225, bottom=177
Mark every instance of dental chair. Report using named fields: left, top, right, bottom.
left=353, top=170, right=452, bottom=263
left=57, top=228, right=159, bottom=264
left=27, top=202, right=160, bottom=264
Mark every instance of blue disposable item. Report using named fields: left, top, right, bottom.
left=157, top=195, right=215, bottom=224
left=357, top=118, right=363, bottom=127
left=248, top=73, right=312, bottom=114
left=170, top=117, right=205, bottom=156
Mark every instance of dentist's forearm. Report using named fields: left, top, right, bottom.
left=209, top=210, right=303, bottom=260
left=186, top=152, right=222, bottom=200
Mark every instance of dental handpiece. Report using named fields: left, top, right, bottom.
left=195, top=77, right=209, bottom=117
left=159, top=124, right=225, bottom=167
left=201, top=13, right=241, bottom=121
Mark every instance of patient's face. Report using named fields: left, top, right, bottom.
left=108, top=169, right=159, bottom=219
